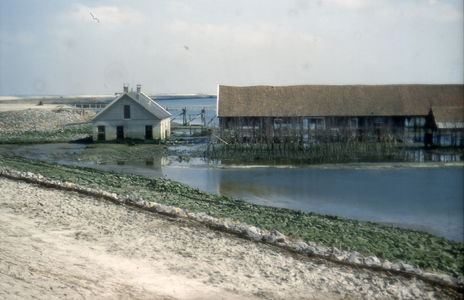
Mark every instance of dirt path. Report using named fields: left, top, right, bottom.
left=0, top=177, right=455, bottom=300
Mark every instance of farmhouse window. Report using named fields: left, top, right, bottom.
left=124, top=105, right=131, bottom=119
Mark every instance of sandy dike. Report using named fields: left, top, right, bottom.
left=1, top=176, right=460, bottom=300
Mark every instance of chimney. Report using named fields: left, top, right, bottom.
left=136, top=84, right=141, bottom=100
left=123, top=84, right=129, bottom=93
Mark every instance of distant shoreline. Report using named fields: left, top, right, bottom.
left=0, top=94, right=216, bottom=102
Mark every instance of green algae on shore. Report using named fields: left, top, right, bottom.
left=0, top=154, right=462, bottom=278
left=0, top=124, right=92, bottom=144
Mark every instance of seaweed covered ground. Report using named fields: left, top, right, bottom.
left=0, top=124, right=93, bottom=144
left=0, top=154, right=462, bottom=278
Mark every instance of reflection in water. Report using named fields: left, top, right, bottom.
left=405, top=149, right=425, bottom=162
left=403, top=150, right=461, bottom=163
left=163, top=166, right=464, bottom=242
left=432, top=154, right=461, bottom=162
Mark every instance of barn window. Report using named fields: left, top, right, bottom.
left=374, top=117, right=383, bottom=125
left=309, top=117, right=325, bottom=130
left=350, top=118, right=358, bottom=129
left=124, top=105, right=131, bottom=119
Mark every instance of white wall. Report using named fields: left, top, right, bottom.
left=92, top=94, right=170, bottom=141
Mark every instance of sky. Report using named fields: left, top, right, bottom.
left=0, top=0, right=462, bottom=96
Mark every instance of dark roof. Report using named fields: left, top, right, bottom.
left=217, top=84, right=464, bottom=118
left=92, top=91, right=171, bottom=120
left=431, top=106, right=464, bottom=129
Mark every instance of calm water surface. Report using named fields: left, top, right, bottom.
left=161, top=164, right=464, bottom=242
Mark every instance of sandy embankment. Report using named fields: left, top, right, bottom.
left=0, top=177, right=457, bottom=300
left=0, top=98, right=77, bottom=112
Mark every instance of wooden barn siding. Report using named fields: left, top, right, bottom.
left=219, top=116, right=415, bottom=143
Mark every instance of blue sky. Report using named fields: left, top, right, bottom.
left=0, top=0, right=462, bottom=96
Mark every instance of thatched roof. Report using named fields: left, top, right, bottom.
left=431, top=106, right=464, bottom=129
left=217, top=85, right=464, bottom=118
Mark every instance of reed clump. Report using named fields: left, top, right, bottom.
left=205, top=139, right=407, bottom=164
left=205, top=119, right=448, bottom=163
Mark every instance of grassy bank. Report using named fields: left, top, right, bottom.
left=0, top=154, right=462, bottom=277
left=0, top=124, right=92, bottom=144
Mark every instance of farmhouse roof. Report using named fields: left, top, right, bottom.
left=92, top=89, right=171, bottom=121
left=217, top=84, right=464, bottom=118
left=431, top=106, right=464, bottom=129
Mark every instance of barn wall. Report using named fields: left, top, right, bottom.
left=219, top=116, right=410, bottom=142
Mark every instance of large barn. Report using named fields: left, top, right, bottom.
left=92, top=85, right=171, bottom=141
left=217, top=84, right=464, bottom=145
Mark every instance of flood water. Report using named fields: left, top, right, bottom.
left=162, top=164, right=463, bottom=242
left=2, top=142, right=463, bottom=242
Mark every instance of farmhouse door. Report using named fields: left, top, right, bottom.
left=116, top=126, right=124, bottom=139
left=145, top=125, right=153, bottom=139
left=97, top=126, right=105, bottom=141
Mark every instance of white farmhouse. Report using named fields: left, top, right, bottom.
left=92, top=84, right=171, bottom=141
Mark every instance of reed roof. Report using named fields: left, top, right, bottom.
left=217, top=85, right=464, bottom=118
left=431, top=106, right=464, bottom=129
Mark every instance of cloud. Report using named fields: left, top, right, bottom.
left=57, top=3, right=145, bottom=25
left=166, top=1, right=192, bottom=16
left=0, top=30, right=38, bottom=46
left=323, top=0, right=462, bottom=23
left=327, top=0, right=367, bottom=9
left=168, top=19, right=318, bottom=52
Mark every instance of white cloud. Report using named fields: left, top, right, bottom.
left=327, top=0, right=367, bottom=9
left=325, top=0, right=463, bottom=22
left=168, top=19, right=318, bottom=52
left=0, top=30, right=38, bottom=45
left=57, top=3, right=145, bottom=25
left=166, top=1, right=192, bottom=16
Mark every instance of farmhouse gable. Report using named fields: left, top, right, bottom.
left=91, top=85, right=171, bottom=141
